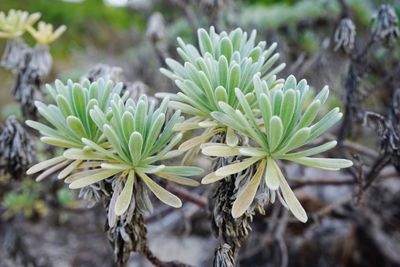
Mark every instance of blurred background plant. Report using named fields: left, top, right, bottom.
left=0, top=0, right=399, bottom=267
left=2, top=179, right=47, bottom=220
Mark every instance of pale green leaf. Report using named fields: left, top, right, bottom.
left=215, top=157, right=261, bottom=177
left=137, top=171, right=182, bottom=208
left=232, top=159, right=266, bottom=218
left=115, top=170, right=135, bottom=216
left=69, top=169, right=121, bottom=189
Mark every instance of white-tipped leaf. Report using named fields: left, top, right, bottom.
left=215, top=157, right=261, bottom=177
left=277, top=169, right=308, bottom=223
left=265, top=158, right=281, bottom=190
left=232, top=160, right=266, bottom=218
left=69, top=169, right=121, bottom=189
left=58, top=160, right=82, bottom=179
left=137, top=171, right=182, bottom=208
left=238, top=147, right=268, bottom=157
left=178, top=130, right=218, bottom=152
left=156, top=172, right=200, bottom=187
left=201, top=144, right=240, bottom=157
left=201, top=172, right=225, bottom=184
left=26, top=155, right=66, bottom=175
left=115, top=171, right=135, bottom=216
left=226, top=127, right=239, bottom=147
left=289, top=157, right=353, bottom=170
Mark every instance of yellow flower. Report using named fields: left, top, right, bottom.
left=0, top=9, right=41, bottom=39
left=27, top=21, right=67, bottom=45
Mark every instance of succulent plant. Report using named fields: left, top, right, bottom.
left=0, top=9, right=41, bottom=39
left=200, top=75, right=353, bottom=222
left=63, top=94, right=202, bottom=215
left=27, top=21, right=66, bottom=45
left=26, top=78, right=202, bottom=216
left=26, top=78, right=125, bottom=181
left=158, top=27, right=285, bottom=153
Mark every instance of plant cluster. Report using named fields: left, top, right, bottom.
left=0, top=10, right=67, bottom=119
left=161, top=27, right=353, bottom=223
left=158, top=27, right=285, bottom=155
left=27, top=78, right=202, bottom=216
left=26, top=26, right=354, bottom=266
left=0, top=9, right=66, bottom=44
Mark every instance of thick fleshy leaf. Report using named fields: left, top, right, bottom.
left=276, top=127, right=310, bottom=154
left=40, top=136, right=81, bottom=148
left=295, top=100, right=321, bottom=130
left=81, top=138, right=120, bottom=161
left=211, top=111, right=245, bottom=133
left=64, top=168, right=104, bottom=183
left=157, top=172, right=200, bottom=187
left=288, top=157, right=353, bottom=170
left=173, top=121, right=202, bottom=132
left=72, top=83, right=86, bottom=120
left=278, top=140, right=337, bottom=158
left=201, top=144, right=240, bottom=157
left=201, top=172, right=225, bottom=184
left=69, top=169, right=121, bottom=189
left=279, top=89, right=296, bottom=130
left=268, top=116, right=283, bottom=151
left=178, top=130, right=218, bottom=152
left=103, top=124, right=130, bottom=162
left=160, top=166, right=203, bottom=176
left=238, top=147, right=267, bottom=157
left=226, top=127, right=239, bottom=147
left=129, top=132, right=143, bottom=164
left=137, top=171, right=182, bottom=208
left=215, top=157, right=261, bottom=177
left=136, top=165, right=165, bottom=174
left=63, top=148, right=110, bottom=161
left=115, top=171, right=135, bottom=216
left=143, top=114, right=165, bottom=155
left=277, top=169, right=308, bottom=222
left=35, top=159, right=71, bottom=182
left=198, top=28, right=214, bottom=56
left=58, top=160, right=82, bottom=179
left=308, top=108, right=342, bottom=142
left=100, top=163, right=131, bottom=170
left=66, top=116, right=87, bottom=138
left=27, top=155, right=65, bottom=175
left=265, top=158, right=282, bottom=190
left=26, top=120, right=69, bottom=141
left=122, top=112, right=135, bottom=140
left=232, top=159, right=266, bottom=218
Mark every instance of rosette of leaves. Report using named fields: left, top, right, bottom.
left=26, top=78, right=124, bottom=181
left=27, top=21, right=67, bottom=45
left=157, top=27, right=285, bottom=156
left=0, top=9, right=40, bottom=39
left=62, top=94, right=202, bottom=216
left=201, top=75, right=353, bottom=222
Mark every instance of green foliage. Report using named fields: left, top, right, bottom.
left=26, top=78, right=124, bottom=181
left=163, top=27, right=353, bottom=223
left=158, top=27, right=284, bottom=153
left=1, top=0, right=145, bottom=55
left=57, top=188, right=77, bottom=208
left=238, top=0, right=374, bottom=31
left=27, top=79, right=202, bottom=216
left=0, top=9, right=40, bottom=39
left=201, top=75, right=353, bottom=221
left=65, top=95, right=202, bottom=215
left=2, top=180, right=47, bottom=219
